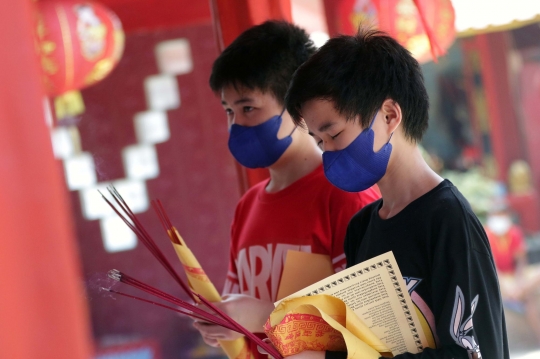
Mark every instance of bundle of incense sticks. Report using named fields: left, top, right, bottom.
left=151, top=199, right=257, bottom=358
left=99, top=187, right=195, bottom=301
left=100, top=187, right=281, bottom=359
left=105, top=270, right=237, bottom=330
left=104, top=269, right=282, bottom=358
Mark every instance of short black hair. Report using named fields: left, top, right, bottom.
left=285, top=27, right=429, bottom=142
left=209, top=20, right=316, bottom=105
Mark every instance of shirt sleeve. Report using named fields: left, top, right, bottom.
left=392, top=198, right=509, bottom=358
left=329, top=187, right=380, bottom=272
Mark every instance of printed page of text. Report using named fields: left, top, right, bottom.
left=277, top=251, right=428, bottom=355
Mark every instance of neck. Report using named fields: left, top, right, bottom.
left=265, top=130, right=322, bottom=192
left=377, top=144, right=443, bottom=219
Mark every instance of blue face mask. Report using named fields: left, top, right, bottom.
left=228, top=113, right=295, bottom=169
left=322, top=112, right=392, bottom=192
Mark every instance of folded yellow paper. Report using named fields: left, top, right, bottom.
left=168, top=227, right=254, bottom=359
left=265, top=295, right=391, bottom=358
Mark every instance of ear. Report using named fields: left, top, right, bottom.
left=450, top=286, right=465, bottom=340
left=380, top=99, right=402, bottom=135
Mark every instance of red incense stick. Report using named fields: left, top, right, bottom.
left=99, top=187, right=195, bottom=300
left=102, top=287, right=237, bottom=329
left=152, top=200, right=183, bottom=244
left=101, top=189, right=282, bottom=358
left=107, top=270, right=235, bottom=328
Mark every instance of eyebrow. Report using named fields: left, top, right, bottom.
left=308, top=121, right=335, bottom=136
left=221, top=97, right=254, bottom=106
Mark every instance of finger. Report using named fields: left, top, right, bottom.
left=257, top=345, right=269, bottom=355
left=258, top=338, right=273, bottom=355
left=201, top=335, right=221, bottom=347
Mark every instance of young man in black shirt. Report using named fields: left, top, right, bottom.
left=283, top=28, right=509, bottom=359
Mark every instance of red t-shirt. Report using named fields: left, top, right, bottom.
left=223, top=165, right=379, bottom=301
left=223, top=165, right=379, bottom=358
left=486, top=226, right=525, bottom=274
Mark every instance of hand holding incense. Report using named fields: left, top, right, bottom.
left=105, top=269, right=282, bottom=359
left=153, top=200, right=257, bottom=359
left=101, top=188, right=257, bottom=359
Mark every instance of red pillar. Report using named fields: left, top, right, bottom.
left=210, top=0, right=292, bottom=193
left=463, top=33, right=540, bottom=233
left=476, top=32, right=526, bottom=182
left=0, top=1, right=93, bottom=358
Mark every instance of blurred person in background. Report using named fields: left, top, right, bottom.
left=485, top=203, right=540, bottom=344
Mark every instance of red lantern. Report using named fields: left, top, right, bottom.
left=34, top=1, right=125, bottom=96
left=328, top=0, right=455, bottom=63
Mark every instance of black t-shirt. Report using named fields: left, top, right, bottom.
left=327, top=180, right=509, bottom=359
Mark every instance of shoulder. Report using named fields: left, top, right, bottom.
left=428, top=180, right=491, bottom=255
left=429, top=180, right=472, bottom=212
left=423, top=180, right=477, bottom=223
left=348, top=200, right=381, bottom=228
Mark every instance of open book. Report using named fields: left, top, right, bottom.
left=276, top=251, right=429, bottom=356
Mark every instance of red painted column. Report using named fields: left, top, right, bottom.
left=210, top=0, right=292, bottom=193
left=464, top=33, right=539, bottom=233
left=476, top=32, right=526, bottom=182
left=0, top=1, right=93, bottom=358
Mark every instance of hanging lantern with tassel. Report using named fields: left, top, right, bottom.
left=34, top=0, right=125, bottom=97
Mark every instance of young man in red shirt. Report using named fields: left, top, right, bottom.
left=192, top=21, right=379, bottom=357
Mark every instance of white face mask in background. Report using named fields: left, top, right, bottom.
left=487, top=215, right=512, bottom=236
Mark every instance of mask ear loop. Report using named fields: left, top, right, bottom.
left=288, top=125, right=297, bottom=136
left=386, top=132, right=394, bottom=144
left=369, top=111, right=393, bottom=144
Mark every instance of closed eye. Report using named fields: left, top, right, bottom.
left=315, top=131, right=342, bottom=149
left=243, top=106, right=254, bottom=113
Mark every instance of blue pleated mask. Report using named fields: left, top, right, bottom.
left=322, top=112, right=392, bottom=192
left=228, top=112, right=295, bottom=169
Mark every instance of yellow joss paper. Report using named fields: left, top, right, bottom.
left=169, top=228, right=220, bottom=300
left=169, top=227, right=254, bottom=359
left=265, top=295, right=391, bottom=358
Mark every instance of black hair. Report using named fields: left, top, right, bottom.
left=209, top=20, right=316, bottom=105
left=285, top=27, right=429, bottom=142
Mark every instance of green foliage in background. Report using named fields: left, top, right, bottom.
left=443, top=168, right=498, bottom=223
